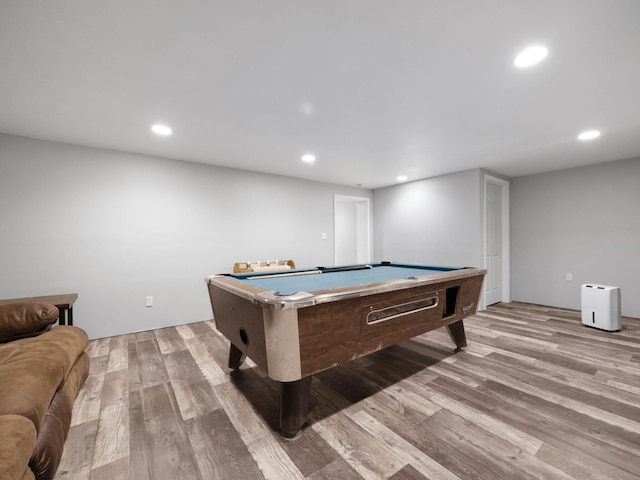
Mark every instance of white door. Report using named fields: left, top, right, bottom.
left=334, top=195, right=371, bottom=265
left=485, top=181, right=502, bottom=305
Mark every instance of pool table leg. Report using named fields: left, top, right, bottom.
left=446, top=320, right=467, bottom=352
left=228, top=342, right=246, bottom=370
left=280, top=376, right=313, bottom=439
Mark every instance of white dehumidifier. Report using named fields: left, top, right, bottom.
left=581, top=284, right=621, bottom=331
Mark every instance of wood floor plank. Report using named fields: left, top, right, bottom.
left=306, top=457, right=363, bottom=480
left=70, top=372, right=105, bottom=426
left=100, top=369, right=129, bottom=409
left=188, top=320, right=217, bottom=336
left=88, top=354, right=109, bottom=376
left=154, top=326, right=188, bottom=354
left=138, top=383, right=201, bottom=480
left=426, top=390, right=543, bottom=456
left=183, top=336, right=228, bottom=385
left=175, top=323, right=197, bottom=340
left=54, top=419, right=98, bottom=479
left=356, top=385, right=439, bottom=434
left=171, top=379, right=221, bottom=421
left=85, top=337, right=111, bottom=358
left=535, top=442, right=640, bottom=480
left=313, top=412, right=406, bottom=480
left=387, top=464, right=429, bottom=480
left=89, top=456, right=129, bottom=480
left=427, top=408, right=573, bottom=480
left=404, top=418, right=499, bottom=480
left=416, top=413, right=540, bottom=480
left=106, top=344, right=128, bottom=372
left=307, top=375, right=356, bottom=426
left=164, top=349, right=208, bottom=384
left=128, top=389, right=152, bottom=480
left=127, top=341, right=143, bottom=392
left=185, top=409, right=266, bottom=480
left=91, top=402, right=129, bottom=469
left=134, top=339, right=169, bottom=389
left=277, top=424, right=341, bottom=478
left=349, top=410, right=461, bottom=480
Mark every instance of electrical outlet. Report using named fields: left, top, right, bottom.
left=566, top=273, right=573, bottom=282
left=146, top=296, right=153, bottom=307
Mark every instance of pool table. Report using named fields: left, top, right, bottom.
left=206, top=261, right=485, bottom=438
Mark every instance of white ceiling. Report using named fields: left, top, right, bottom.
left=1, top=1, right=639, bottom=189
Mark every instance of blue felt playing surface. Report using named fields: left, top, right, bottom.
left=233, top=264, right=460, bottom=296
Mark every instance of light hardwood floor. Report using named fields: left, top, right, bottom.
left=54, top=302, right=640, bottom=480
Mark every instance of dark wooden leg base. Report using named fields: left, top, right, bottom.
left=228, top=343, right=246, bottom=370
left=280, top=376, right=313, bottom=439
left=446, top=320, right=467, bottom=352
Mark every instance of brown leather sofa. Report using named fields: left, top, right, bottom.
left=0, top=302, right=89, bottom=480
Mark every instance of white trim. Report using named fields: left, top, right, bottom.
left=482, top=175, right=511, bottom=310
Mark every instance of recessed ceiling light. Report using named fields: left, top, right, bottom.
left=151, top=124, right=172, bottom=136
left=301, top=154, right=316, bottom=163
left=514, top=46, right=548, bottom=68
left=578, top=130, right=601, bottom=141
left=300, top=101, right=315, bottom=116
left=397, top=175, right=408, bottom=182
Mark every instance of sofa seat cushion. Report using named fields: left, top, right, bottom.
left=0, top=303, right=59, bottom=343
left=0, top=414, right=37, bottom=480
left=0, top=326, right=88, bottom=432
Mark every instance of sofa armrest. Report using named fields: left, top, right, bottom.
left=0, top=414, right=37, bottom=480
left=0, top=303, right=59, bottom=343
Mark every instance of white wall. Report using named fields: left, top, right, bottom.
left=0, top=134, right=371, bottom=338
left=511, top=157, right=640, bottom=318
left=373, top=169, right=484, bottom=268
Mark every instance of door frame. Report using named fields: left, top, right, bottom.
left=333, top=194, right=372, bottom=265
left=482, top=174, right=511, bottom=310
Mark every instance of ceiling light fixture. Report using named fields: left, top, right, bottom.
left=151, top=124, right=172, bottom=136
left=514, top=45, right=548, bottom=68
left=397, top=175, right=408, bottom=182
left=578, top=130, right=601, bottom=141
left=301, top=154, right=316, bottom=163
